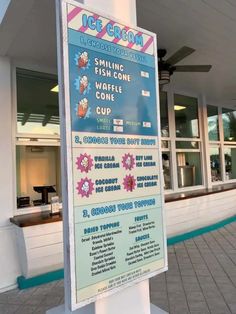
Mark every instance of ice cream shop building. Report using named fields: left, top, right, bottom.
left=0, top=0, right=236, bottom=293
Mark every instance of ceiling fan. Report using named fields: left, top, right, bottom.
left=158, top=46, right=212, bottom=85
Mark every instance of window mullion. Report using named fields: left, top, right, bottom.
left=202, top=100, right=211, bottom=188
left=168, top=87, right=178, bottom=190
left=218, top=107, right=225, bottom=181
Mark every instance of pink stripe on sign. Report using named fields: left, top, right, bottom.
left=96, top=20, right=115, bottom=39
left=67, top=7, right=83, bottom=23
left=112, top=26, right=130, bottom=44
left=126, top=31, right=143, bottom=49
left=141, top=36, right=153, bottom=53
left=78, top=13, right=99, bottom=32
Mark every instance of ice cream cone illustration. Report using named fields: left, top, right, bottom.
left=123, top=175, right=136, bottom=192
left=127, top=176, right=135, bottom=191
left=76, top=153, right=93, bottom=173
left=82, top=181, right=89, bottom=193
left=80, top=75, right=88, bottom=94
left=78, top=51, right=88, bottom=69
left=122, top=153, right=135, bottom=170
left=81, top=156, right=89, bottom=169
left=77, top=98, right=88, bottom=118
left=77, top=178, right=94, bottom=198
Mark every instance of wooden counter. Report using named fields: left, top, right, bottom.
left=10, top=211, right=62, bottom=227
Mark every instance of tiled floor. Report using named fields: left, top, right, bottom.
left=150, top=221, right=236, bottom=314
left=0, top=280, right=64, bottom=314
left=0, top=221, right=236, bottom=314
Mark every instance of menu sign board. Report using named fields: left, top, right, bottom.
left=57, top=0, right=167, bottom=309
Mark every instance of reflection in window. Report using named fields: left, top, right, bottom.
left=207, top=105, right=219, bottom=141
left=176, top=152, right=202, bottom=187
left=176, top=141, right=199, bottom=149
left=16, top=68, right=59, bottom=136
left=210, top=147, right=221, bottom=182
left=222, top=108, right=236, bottom=142
left=225, top=147, right=236, bottom=180
left=161, top=140, right=169, bottom=149
left=160, top=91, right=169, bottom=137
left=162, top=152, right=171, bottom=189
left=174, top=94, right=199, bottom=138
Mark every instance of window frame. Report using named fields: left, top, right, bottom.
left=161, top=87, right=205, bottom=193
left=208, top=144, right=223, bottom=184
left=15, top=67, right=60, bottom=141
left=12, top=64, right=61, bottom=215
left=161, top=139, right=173, bottom=192
left=205, top=104, right=236, bottom=186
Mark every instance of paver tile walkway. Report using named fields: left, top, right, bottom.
left=0, top=221, right=236, bottom=313
left=150, top=221, right=236, bottom=314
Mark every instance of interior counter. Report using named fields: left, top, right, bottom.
left=10, top=211, right=62, bottom=227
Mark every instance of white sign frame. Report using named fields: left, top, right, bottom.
left=56, top=0, right=168, bottom=310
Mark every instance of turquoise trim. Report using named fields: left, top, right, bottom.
left=17, top=215, right=236, bottom=289
left=17, top=269, right=64, bottom=290
left=167, top=215, right=236, bottom=246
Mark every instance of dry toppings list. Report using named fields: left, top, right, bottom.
left=65, top=2, right=167, bottom=306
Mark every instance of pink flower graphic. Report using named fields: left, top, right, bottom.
left=76, top=153, right=93, bottom=173
left=122, top=153, right=135, bottom=170
left=76, top=178, right=94, bottom=198
left=123, top=175, right=136, bottom=192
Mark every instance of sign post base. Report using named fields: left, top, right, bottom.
left=150, top=304, right=168, bottom=314
left=46, top=303, right=167, bottom=314
left=46, top=281, right=168, bottom=314
left=46, top=303, right=94, bottom=314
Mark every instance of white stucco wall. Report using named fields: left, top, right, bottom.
left=166, top=190, right=236, bottom=237
left=0, top=56, right=21, bottom=292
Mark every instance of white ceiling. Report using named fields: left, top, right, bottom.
left=136, top=0, right=236, bottom=107
left=0, top=0, right=57, bottom=73
left=1, top=0, right=236, bottom=107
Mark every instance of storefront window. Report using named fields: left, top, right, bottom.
left=16, top=145, right=61, bottom=208
left=176, top=141, right=199, bottom=149
left=210, top=147, right=221, bottom=182
left=174, top=94, right=199, bottom=138
left=207, top=105, right=219, bottom=141
left=224, top=147, right=236, bottom=180
left=222, top=108, right=236, bottom=142
left=176, top=152, right=202, bottom=187
left=15, top=69, right=61, bottom=210
left=161, top=140, right=169, bottom=149
left=160, top=91, right=169, bottom=137
left=16, top=68, right=59, bottom=136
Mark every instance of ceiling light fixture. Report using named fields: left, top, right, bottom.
left=174, top=105, right=186, bottom=111
left=51, top=85, right=59, bottom=93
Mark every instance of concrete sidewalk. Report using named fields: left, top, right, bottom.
left=0, top=221, right=236, bottom=314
